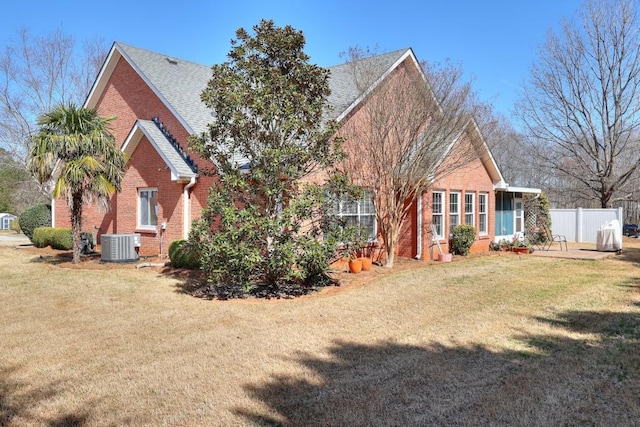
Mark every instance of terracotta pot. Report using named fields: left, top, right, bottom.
left=359, top=257, right=372, bottom=271
left=348, top=258, right=363, bottom=274
left=512, top=247, right=529, bottom=254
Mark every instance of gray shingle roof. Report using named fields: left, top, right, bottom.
left=115, top=42, right=411, bottom=130
left=116, top=42, right=213, bottom=135
left=326, top=49, right=411, bottom=120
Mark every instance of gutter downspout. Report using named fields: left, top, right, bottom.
left=182, top=177, right=196, bottom=239
left=415, top=193, right=423, bottom=260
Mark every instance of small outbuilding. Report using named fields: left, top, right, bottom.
left=0, top=213, right=17, bottom=230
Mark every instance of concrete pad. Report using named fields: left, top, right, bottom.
left=530, top=242, right=618, bottom=260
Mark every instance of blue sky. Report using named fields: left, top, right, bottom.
left=0, top=0, right=583, bottom=118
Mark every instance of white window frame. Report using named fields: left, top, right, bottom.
left=449, top=191, right=461, bottom=234
left=432, top=191, right=444, bottom=239
left=334, top=190, right=376, bottom=240
left=465, top=192, right=475, bottom=226
left=138, top=188, right=158, bottom=229
left=479, top=192, right=488, bottom=235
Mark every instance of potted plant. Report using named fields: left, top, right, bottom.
left=343, top=240, right=362, bottom=273
left=348, top=252, right=363, bottom=273
left=358, top=242, right=375, bottom=271
left=511, top=236, right=531, bottom=254
left=344, top=227, right=369, bottom=274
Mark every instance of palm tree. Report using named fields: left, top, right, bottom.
left=29, top=104, right=126, bottom=263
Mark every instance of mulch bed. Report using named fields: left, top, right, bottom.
left=20, top=239, right=639, bottom=299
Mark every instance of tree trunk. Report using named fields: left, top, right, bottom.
left=71, top=192, right=83, bottom=264
left=385, top=244, right=395, bottom=268
left=382, top=224, right=400, bottom=268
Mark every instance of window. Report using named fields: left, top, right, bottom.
left=432, top=191, right=444, bottom=239
left=334, top=191, right=376, bottom=239
left=449, top=192, right=460, bottom=233
left=139, top=188, right=158, bottom=228
left=479, top=193, right=488, bottom=235
left=465, top=192, right=475, bottom=226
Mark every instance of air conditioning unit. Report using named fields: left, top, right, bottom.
left=101, top=234, right=141, bottom=262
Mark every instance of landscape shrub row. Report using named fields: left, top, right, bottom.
left=32, top=227, right=73, bottom=250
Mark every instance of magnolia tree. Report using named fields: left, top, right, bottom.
left=189, top=20, right=350, bottom=298
left=338, top=47, right=486, bottom=267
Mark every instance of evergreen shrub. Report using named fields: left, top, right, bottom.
left=19, top=204, right=51, bottom=241
left=169, top=239, right=201, bottom=270
left=32, top=227, right=73, bottom=250
left=451, top=224, right=476, bottom=256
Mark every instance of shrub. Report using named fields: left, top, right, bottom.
left=49, top=228, right=73, bottom=250
left=32, top=227, right=73, bottom=250
left=9, top=218, right=20, bottom=233
left=32, top=227, right=52, bottom=248
left=168, top=239, right=201, bottom=270
left=298, top=235, right=340, bottom=287
left=19, top=204, right=51, bottom=241
left=451, top=224, right=476, bottom=256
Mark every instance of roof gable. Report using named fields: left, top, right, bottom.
left=86, top=42, right=213, bottom=135
left=326, top=48, right=415, bottom=122
left=122, top=119, right=197, bottom=182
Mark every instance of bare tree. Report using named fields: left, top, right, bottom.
left=0, top=27, right=107, bottom=200
left=338, top=47, right=484, bottom=267
left=480, top=111, right=527, bottom=186
left=517, top=0, right=640, bottom=208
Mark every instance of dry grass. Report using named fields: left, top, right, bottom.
left=0, top=240, right=639, bottom=426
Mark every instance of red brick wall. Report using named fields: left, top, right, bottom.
left=54, top=53, right=217, bottom=255
left=118, top=136, right=179, bottom=256
left=97, top=56, right=190, bottom=146
left=336, top=56, right=498, bottom=262
left=414, top=136, right=496, bottom=261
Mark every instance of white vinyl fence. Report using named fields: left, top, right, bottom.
left=549, top=207, right=624, bottom=243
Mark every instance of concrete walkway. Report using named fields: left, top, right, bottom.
left=530, top=242, right=619, bottom=260
left=0, top=233, right=32, bottom=246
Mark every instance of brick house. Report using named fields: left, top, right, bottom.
left=52, top=42, right=538, bottom=259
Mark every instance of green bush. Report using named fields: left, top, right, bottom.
left=168, top=239, right=201, bottom=270
left=32, top=227, right=52, bottom=248
left=298, top=235, right=339, bottom=287
left=49, top=228, right=73, bottom=250
left=19, top=204, right=51, bottom=241
left=32, top=227, right=73, bottom=250
left=450, top=224, right=476, bottom=256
